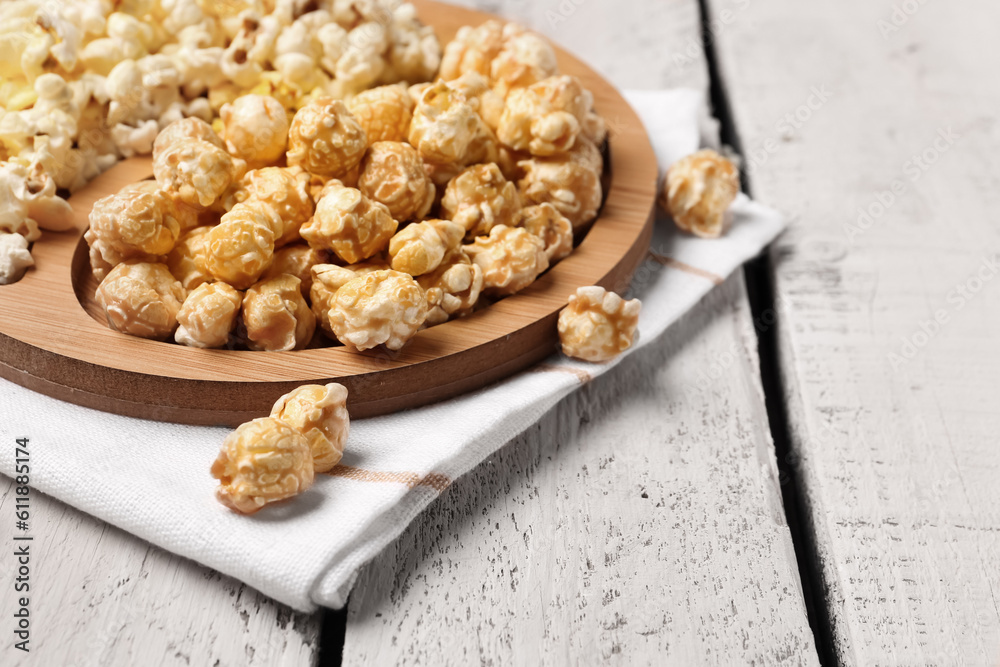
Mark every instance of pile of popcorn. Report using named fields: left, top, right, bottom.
left=85, top=18, right=630, bottom=363
left=0, top=0, right=442, bottom=284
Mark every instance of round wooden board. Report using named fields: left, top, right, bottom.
left=0, top=0, right=657, bottom=427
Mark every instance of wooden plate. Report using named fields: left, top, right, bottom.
left=0, top=0, right=657, bottom=426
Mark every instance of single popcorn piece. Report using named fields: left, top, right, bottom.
left=154, top=137, right=246, bottom=209
left=440, top=163, right=521, bottom=238
left=240, top=167, right=314, bottom=247
left=518, top=203, right=573, bottom=264
left=286, top=98, right=368, bottom=179
left=309, top=261, right=388, bottom=338
left=95, top=261, right=187, bottom=341
left=205, top=205, right=277, bottom=290
left=357, top=141, right=434, bottom=222
left=418, top=249, right=484, bottom=326
left=661, top=149, right=740, bottom=239
left=327, top=270, right=427, bottom=351
left=262, top=244, right=328, bottom=297
left=301, top=184, right=397, bottom=264
left=518, top=138, right=603, bottom=230
left=220, top=94, right=289, bottom=168
left=388, top=218, right=464, bottom=276
left=153, top=117, right=225, bottom=157
left=465, top=224, right=549, bottom=297
left=438, top=20, right=506, bottom=82
left=558, top=286, right=641, bottom=363
left=345, top=84, right=413, bottom=144
left=211, top=417, right=315, bottom=515
left=0, top=233, right=34, bottom=285
left=270, top=383, right=349, bottom=474
left=444, top=71, right=505, bottom=132
left=489, top=23, right=558, bottom=99
left=242, top=274, right=316, bottom=352
left=497, top=76, right=594, bottom=156
left=174, top=282, right=243, bottom=348
left=167, top=225, right=214, bottom=290
left=85, top=184, right=186, bottom=269
left=408, top=82, right=498, bottom=167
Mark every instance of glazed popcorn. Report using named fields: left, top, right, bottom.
left=497, top=76, right=594, bottom=156
left=153, top=117, right=225, bottom=156
left=489, top=23, right=558, bottom=99
left=309, top=263, right=360, bottom=338
left=262, top=244, right=328, bottom=297
left=557, top=286, right=641, bottom=363
left=242, top=274, right=316, bottom=351
left=440, top=163, right=521, bottom=238
left=327, top=269, right=427, bottom=351
left=211, top=417, right=315, bottom=515
left=85, top=185, right=186, bottom=271
left=345, top=84, right=413, bottom=144
left=418, top=249, right=484, bottom=326
left=240, top=167, right=314, bottom=247
left=517, top=138, right=603, bottom=229
left=465, top=225, right=548, bottom=297
left=167, top=225, right=214, bottom=290
left=443, top=71, right=505, bottom=132
left=174, top=282, right=243, bottom=349
left=95, top=261, right=187, bottom=341
left=518, top=203, right=573, bottom=264
left=153, top=137, right=246, bottom=209
left=286, top=98, right=368, bottom=179
left=388, top=218, right=464, bottom=276
left=438, top=20, right=506, bottom=82
left=408, top=82, right=498, bottom=167
left=0, top=233, right=34, bottom=285
left=301, top=183, right=397, bottom=264
left=357, top=141, right=434, bottom=222
left=661, top=149, right=739, bottom=239
left=205, top=204, right=277, bottom=290
left=270, top=383, right=349, bottom=473
left=220, top=94, right=289, bottom=168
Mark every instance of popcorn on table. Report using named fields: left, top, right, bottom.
left=558, top=286, right=642, bottom=363
left=661, top=149, right=740, bottom=239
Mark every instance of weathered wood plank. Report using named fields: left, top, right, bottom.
left=343, top=2, right=817, bottom=664
left=0, top=478, right=320, bottom=666
left=707, top=0, right=1000, bottom=663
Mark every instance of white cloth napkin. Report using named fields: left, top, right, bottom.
left=0, top=90, right=785, bottom=612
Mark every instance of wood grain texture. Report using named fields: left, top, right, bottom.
left=706, top=0, right=1000, bottom=663
left=0, top=478, right=320, bottom=667
left=344, top=2, right=819, bottom=664
left=0, top=0, right=657, bottom=427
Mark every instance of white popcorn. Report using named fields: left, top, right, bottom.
left=107, top=12, right=156, bottom=59
left=111, top=120, right=160, bottom=158
left=0, top=233, right=34, bottom=285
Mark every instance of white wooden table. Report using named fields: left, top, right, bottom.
left=4, top=0, right=999, bottom=665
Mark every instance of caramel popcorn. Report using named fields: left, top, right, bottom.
left=242, top=274, right=316, bottom=352
left=205, top=205, right=277, bottom=290
left=262, top=244, right=328, bottom=297
left=557, top=286, right=641, bottom=363
left=497, top=76, right=594, bottom=156
left=153, top=138, right=246, bottom=209
left=211, top=417, right=315, bottom=515
left=661, top=149, right=739, bottom=239
left=440, top=163, right=521, bottom=238
left=95, top=261, right=187, bottom=341
left=489, top=23, right=558, bottom=99
left=309, top=263, right=359, bottom=338
left=444, top=72, right=505, bottom=132
left=0, top=233, right=33, bottom=285
left=301, top=184, right=397, bottom=264
left=241, top=167, right=314, bottom=247
left=465, top=225, right=548, bottom=296
left=408, top=82, right=498, bottom=167
left=388, top=218, right=464, bottom=276
left=85, top=185, right=187, bottom=271
left=357, top=141, right=434, bottom=222
left=174, top=282, right=243, bottom=349
left=345, top=84, right=413, bottom=144
left=518, top=203, right=573, bottom=264
left=418, top=249, right=484, bottom=326
left=153, top=117, right=225, bottom=157
left=270, top=383, right=349, bottom=473
left=286, top=98, right=368, bottom=179
left=518, top=139, right=603, bottom=229
left=327, top=270, right=427, bottom=350
left=220, top=94, right=290, bottom=168
left=167, top=226, right=214, bottom=290
left=438, top=20, right=506, bottom=82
